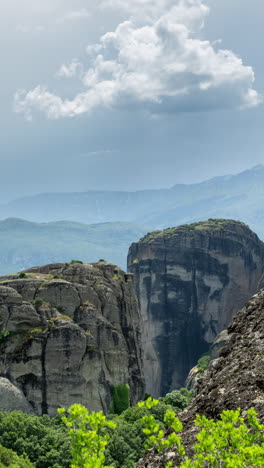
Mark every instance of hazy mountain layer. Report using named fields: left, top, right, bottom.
left=0, top=219, right=147, bottom=274
left=1, top=166, right=264, bottom=239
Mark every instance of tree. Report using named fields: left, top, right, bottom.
left=58, top=404, right=116, bottom=468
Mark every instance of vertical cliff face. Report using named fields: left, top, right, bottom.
left=128, top=220, right=264, bottom=397
left=0, top=262, right=145, bottom=416
left=136, top=288, right=264, bottom=468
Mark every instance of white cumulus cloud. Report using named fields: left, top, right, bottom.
left=56, top=60, right=83, bottom=78
left=14, top=0, right=262, bottom=120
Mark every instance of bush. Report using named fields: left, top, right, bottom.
left=139, top=399, right=264, bottom=467
left=162, top=388, right=193, bottom=410
left=31, top=297, right=44, bottom=307
left=197, top=354, right=210, bottom=372
left=19, top=273, right=26, bottom=279
left=105, top=400, right=172, bottom=467
left=70, top=260, right=83, bottom=265
left=0, top=445, right=34, bottom=467
left=58, top=404, right=116, bottom=468
left=0, top=330, right=11, bottom=344
left=113, top=274, right=123, bottom=282
left=0, top=412, right=71, bottom=468
left=110, top=385, right=130, bottom=415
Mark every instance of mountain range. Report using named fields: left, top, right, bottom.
left=1, top=165, right=264, bottom=274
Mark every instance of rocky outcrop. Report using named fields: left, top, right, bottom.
left=190, top=288, right=264, bottom=421
left=128, top=219, right=264, bottom=396
left=0, top=262, right=145, bottom=416
left=0, top=377, right=33, bottom=413
left=137, top=287, right=264, bottom=467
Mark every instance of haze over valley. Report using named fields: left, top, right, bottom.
left=1, top=165, right=264, bottom=274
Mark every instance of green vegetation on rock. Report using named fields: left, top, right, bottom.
left=197, top=354, right=211, bottom=373
left=139, top=398, right=264, bottom=467
left=31, top=297, right=44, bottom=307
left=2, top=389, right=262, bottom=468
left=0, top=388, right=192, bottom=468
left=110, top=385, right=130, bottom=415
left=139, top=219, right=249, bottom=242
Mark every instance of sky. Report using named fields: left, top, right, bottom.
left=1, top=0, right=264, bottom=201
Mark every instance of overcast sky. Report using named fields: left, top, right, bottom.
left=1, top=0, right=264, bottom=201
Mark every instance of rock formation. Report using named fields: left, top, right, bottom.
left=0, top=262, right=145, bottom=416
left=137, top=287, right=264, bottom=467
left=128, top=219, right=264, bottom=396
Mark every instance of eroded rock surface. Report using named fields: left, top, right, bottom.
left=137, top=288, right=264, bottom=467
left=0, top=262, right=144, bottom=415
left=128, top=219, right=264, bottom=396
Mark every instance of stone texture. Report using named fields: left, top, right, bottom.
left=128, top=219, right=264, bottom=396
left=185, top=365, right=201, bottom=392
left=0, top=262, right=144, bottom=416
left=0, top=377, right=33, bottom=413
left=137, top=287, right=264, bottom=467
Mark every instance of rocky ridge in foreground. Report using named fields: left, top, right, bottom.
left=137, top=287, right=264, bottom=467
left=0, top=262, right=145, bottom=416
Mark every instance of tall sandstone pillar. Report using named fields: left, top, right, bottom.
left=128, top=220, right=264, bottom=397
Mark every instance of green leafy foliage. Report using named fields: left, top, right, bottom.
left=161, top=389, right=193, bottom=410
left=105, top=396, right=181, bottom=468
left=138, top=398, right=184, bottom=454
left=0, top=329, right=11, bottom=344
left=58, top=404, right=116, bottom=468
left=110, top=385, right=130, bottom=415
left=0, top=412, right=71, bottom=468
left=3, top=395, right=264, bottom=468
left=105, top=406, right=152, bottom=468
left=70, top=260, right=84, bottom=265
left=31, top=297, right=44, bottom=307
left=19, top=272, right=26, bottom=279
left=0, top=445, right=34, bottom=468
left=197, top=355, right=211, bottom=372
left=139, top=403, right=264, bottom=468
left=113, top=275, right=123, bottom=282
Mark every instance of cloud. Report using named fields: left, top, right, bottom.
left=81, top=149, right=116, bottom=157
left=16, top=24, right=45, bottom=33
left=56, top=60, right=83, bottom=78
left=14, top=0, right=262, bottom=120
left=58, top=8, right=91, bottom=23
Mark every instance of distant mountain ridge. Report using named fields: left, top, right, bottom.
left=1, top=165, right=264, bottom=237
left=1, top=165, right=264, bottom=275
left=0, top=218, right=147, bottom=274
